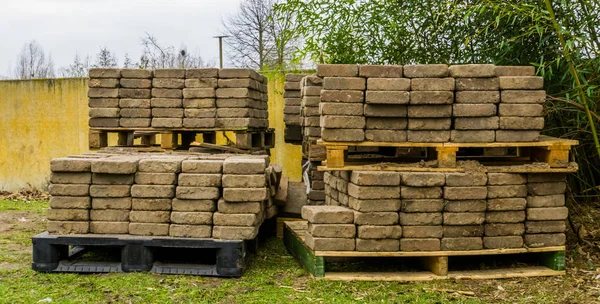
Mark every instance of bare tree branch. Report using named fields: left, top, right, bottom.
left=13, top=40, right=55, bottom=79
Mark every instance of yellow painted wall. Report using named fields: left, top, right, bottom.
left=0, top=74, right=302, bottom=192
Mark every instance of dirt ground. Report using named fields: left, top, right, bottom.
left=1, top=196, right=600, bottom=303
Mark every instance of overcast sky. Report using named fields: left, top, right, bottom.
left=0, top=0, right=242, bottom=76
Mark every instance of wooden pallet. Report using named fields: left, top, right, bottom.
left=318, top=136, right=578, bottom=169
left=89, top=128, right=275, bottom=151
left=284, top=221, right=565, bottom=281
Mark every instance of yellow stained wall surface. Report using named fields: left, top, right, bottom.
left=0, top=74, right=302, bottom=192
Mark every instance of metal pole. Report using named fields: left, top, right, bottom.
left=213, top=35, right=230, bottom=69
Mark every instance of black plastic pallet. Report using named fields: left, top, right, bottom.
left=32, top=232, right=256, bottom=277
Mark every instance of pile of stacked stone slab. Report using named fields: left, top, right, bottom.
left=315, top=64, right=545, bottom=143
left=300, top=170, right=568, bottom=252
left=283, top=74, right=305, bottom=128
left=300, top=75, right=323, bottom=142
left=87, top=68, right=269, bottom=130
left=47, top=153, right=278, bottom=240
left=304, top=161, right=325, bottom=206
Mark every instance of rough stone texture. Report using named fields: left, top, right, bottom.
left=92, top=173, right=134, bottom=185
left=526, top=221, right=566, bottom=234
left=129, top=211, right=171, bottom=223
left=176, top=187, right=220, bottom=200
left=309, top=223, right=356, bottom=238
left=217, top=200, right=262, bottom=214
left=320, top=90, right=364, bottom=103
left=500, top=90, right=546, bottom=103
left=89, top=118, right=120, bottom=127
left=47, top=221, right=89, bottom=234
left=455, top=78, right=499, bottom=91
left=451, top=130, right=496, bottom=143
left=408, top=118, right=451, bottom=130
left=487, top=198, right=527, bottom=211
left=169, top=225, right=212, bottom=238
left=51, top=158, right=92, bottom=172
left=223, top=157, right=266, bottom=174
left=323, top=77, right=366, bottom=90
left=321, top=128, right=365, bottom=142
left=89, top=68, right=121, bottom=78
left=89, top=185, right=130, bottom=198
left=524, top=233, right=566, bottom=247
left=399, top=212, right=442, bottom=226
left=178, top=174, right=222, bottom=187
left=410, top=91, right=454, bottom=105
left=131, top=198, right=171, bottom=211
left=50, top=172, right=92, bottom=184
left=181, top=160, right=223, bottom=173
left=121, top=69, right=152, bottom=79
left=90, top=222, right=129, bottom=234
left=152, top=98, right=184, bottom=108
left=321, top=116, right=366, bottom=129
left=320, top=103, right=364, bottom=116
left=441, top=237, right=483, bottom=250
left=488, top=173, right=527, bottom=185
left=50, top=196, right=91, bottom=209
left=365, top=130, right=407, bottom=142
left=317, top=64, right=359, bottom=77
left=301, top=206, right=354, bottom=224
left=92, top=197, right=131, bottom=210
left=222, top=188, right=267, bottom=202
left=401, top=186, right=442, bottom=199
left=483, top=236, right=524, bottom=249
left=403, top=64, right=449, bottom=78
left=213, top=226, right=259, bottom=240
left=356, top=239, right=399, bottom=252
left=354, top=211, right=399, bottom=225
left=360, top=65, right=403, bottom=78
left=455, top=91, right=500, bottom=104
left=527, top=195, right=565, bottom=208
left=366, top=118, right=408, bottom=130
left=444, top=172, right=487, bottom=187
left=47, top=209, right=89, bottom=221
left=350, top=171, right=400, bottom=186
left=367, top=78, right=410, bottom=91
left=154, top=69, right=186, bottom=78
left=527, top=182, right=567, bottom=196
left=138, top=159, right=182, bottom=173
left=452, top=104, right=497, bottom=117
left=222, top=174, right=265, bottom=188
left=91, top=158, right=138, bottom=174
left=171, top=199, right=216, bottom=212
left=444, top=187, right=487, bottom=200
left=411, top=78, right=454, bottom=91
left=348, top=197, right=401, bottom=212
left=89, top=108, right=120, bottom=118
left=88, top=88, right=119, bottom=98
left=90, top=209, right=129, bottom=222
left=357, top=225, right=402, bottom=239
left=186, top=68, right=219, bottom=78
left=129, top=223, right=170, bottom=236
left=527, top=173, right=566, bottom=183
left=403, top=173, right=445, bottom=187
left=134, top=173, right=177, bottom=185
left=443, top=212, right=485, bottom=225
left=120, top=89, right=152, bottom=99
left=443, top=225, right=484, bottom=237
left=407, top=130, right=451, bottom=143
left=485, top=223, right=525, bottom=236
left=131, top=185, right=175, bottom=198
left=449, top=64, right=495, bottom=78
left=487, top=185, right=528, bottom=198
left=495, top=66, right=535, bottom=77
left=171, top=212, right=213, bottom=225
left=90, top=98, right=120, bottom=108
left=495, top=130, right=540, bottom=142
left=305, top=234, right=356, bottom=251
left=152, top=88, right=183, bottom=98
left=365, top=91, right=410, bottom=104
left=485, top=211, right=526, bottom=223
left=402, top=225, right=443, bottom=238
left=364, top=104, right=407, bottom=117
left=401, top=199, right=444, bottom=212
left=444, top=200, right=487, bottom=212
left=407, top=105, right=452, bottom=118
left=498, top=104, right=543, bottom=117
left=499, top=76, right=544, bottom=89
left=400, top=238, right=441, bottom=251
left=527, top=207, right=568, bottom=221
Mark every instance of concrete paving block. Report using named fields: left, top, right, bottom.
left=131, top=198, right=171, bottom=211
left=485, top=211, right=526, bottom=223
left=441, top=237, right=483, bottom=250
left=455, top=91, right=500, bottom=104
left=49, top=184, right=90, bottom=196
left=527, top=182, right=567, bottom=196
left=47, top=209, right=89, bottom=221
left=400, top=238, right=440, bottom=251
left=449, top=64, right=495, bottom=78
left=92, top=197, right=132, bottom=210
left=483, top=236, right=523, bottom=249
left=171, top=198, right=216, bottom=212
left=176, top=186, right=220, bottom=200
left=317, top=64, right=359, bottom=77
left=403, top=64, right=448, bottom=78
left=169, top=225, right=212, bottom=238
left=402, top=225, right=443, bottom=238
left=128, top=223, right=170, bottom=236
left=499, top=76, right=543, bottom=90
left=487, top=198, right=527, bottom=211
left=443, top=225, right=484, bottom=237
left=443, top=187, right=487, bottom=200
left=131, top=185, right=175, bottom=198
left=485, top=223, right=525, bottom=236
left=129, top=210, right=170, bottom=223
left=399, top=212, right=442, bottom=226
left=487, top=185, right=528, bottom=198
left=444, top=172, right=487, bottom=187
left=360, top=65, right=403, bottom=78
left=455, top=78, right=499, bottom=91
left=356, top=239, right=399, bottom=252
left=444, top=200, right=487, bottom=212
left=443, top=212, right=485, bottom=225
left=50, top=196, right=91, bottom=209
left=90, top=209, right=129, bottom=222
left=526, top=195, right=565, bottom=208
left=524, top=233, right=565, bottom=247
left=411, top=78, right=455, bottom=91
left=171, top=212, right=213, bottom=225
left=525, top=221, right=566, bottom=234
left=301, top=206, right=354, bottom=224
left=402, top=172, right=445, bottom=187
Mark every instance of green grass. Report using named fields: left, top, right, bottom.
left=0, top=199, right=49, bottom=215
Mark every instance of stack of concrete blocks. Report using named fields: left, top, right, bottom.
left=400, top=173, right=445, bottom=251
left=306, top=162, right=325, bottom=205
left=301, top=75, right=324, bottom=143
left=89, top=156, right=139, bottom=234
left=450, top=64, right=498, bottom=142
left=363, top=65, right=407, bottom=142
left=484, top=173, right=528, bottom=249
left=301, top=205, right=356, bottom=251
left=215, top=156, right=268, bottom=240
left=183, top=69, right=218, bottom=128
left=47, top=153, right=276, bottom=241
left=442, top=172, right=487, bottom=250
left=48, top=158, right=93, bottom=234
left=323, top=171, right=349, bottom=207
left=216, top=69, right=269, bottom=129
left=405, top=65, right=454, bottom=142
left=525, top=173, right=568, bottom=247
left=152, top=69, right=185, bottom=128
left=119, top=69, right=153, bottom=127
left=497, top=66, right=545, bottom=142
left=351, top=171, right=402, bottom=252
left=172, top=159, right=220, bottom=238
left=317, top=65, right=365, bottom=142
left=88, top=68, right=121, bottom=128
left=283, top=74, right=305, bottom=127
